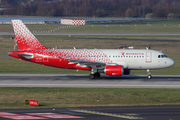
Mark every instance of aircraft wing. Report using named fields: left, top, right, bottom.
left=64, top=58, right=117, bottom=68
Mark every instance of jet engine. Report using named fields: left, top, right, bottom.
left=98, top=65, right=124, bottom=76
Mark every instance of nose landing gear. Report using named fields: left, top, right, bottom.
left=147, top=69, right=152, bottom=79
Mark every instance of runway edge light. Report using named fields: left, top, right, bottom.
left=25, top=100, right=39, bottom=106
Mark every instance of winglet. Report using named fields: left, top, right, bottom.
left=11, top=20, right=47, bottom=51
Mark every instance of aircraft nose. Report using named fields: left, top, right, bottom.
left=168, top=58, right=175, bottom=67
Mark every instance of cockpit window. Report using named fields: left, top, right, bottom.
left=158, top=55, right=168, bottom=58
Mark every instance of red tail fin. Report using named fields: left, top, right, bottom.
left=12, top=20, right=47, bottom=51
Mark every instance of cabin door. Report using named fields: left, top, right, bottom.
left=146, top=51, right=152, bottom=63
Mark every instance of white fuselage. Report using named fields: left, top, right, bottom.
left=41, top=48, right=174, bottom=70
left=97, top=49, right=174, bottom=70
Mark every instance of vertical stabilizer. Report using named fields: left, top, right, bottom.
left=11, top=20, right=47, bottom=51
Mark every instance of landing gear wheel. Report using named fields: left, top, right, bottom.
left=147, top=69, right=152, bottom=79
left=89, top=74, right=95, bottom=79
left=94, top=72, right=101, bottom=78
left=147, top=75, right=152, bottom=79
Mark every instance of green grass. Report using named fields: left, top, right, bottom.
left=0, top=88, right=180, bottom=109
left=60, top=24, right=180, bottom=33
left=1, top=19, right=180, bottom=33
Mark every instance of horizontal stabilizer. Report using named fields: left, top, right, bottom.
left=9, top=52, right=33, bottom=59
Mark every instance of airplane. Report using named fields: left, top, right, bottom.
left=8, top=20, right=175, bottom=79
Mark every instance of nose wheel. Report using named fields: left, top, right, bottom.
left=147, top=69, right=152, bottom=79
left=147, top=75, right=152, bottom=79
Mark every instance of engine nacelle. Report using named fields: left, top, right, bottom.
left=105, top=65, right=124, bottom=76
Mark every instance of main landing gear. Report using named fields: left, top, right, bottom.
left=147, top=69, right=152, bottom=79
left=89, top=72, right=101, bottom=79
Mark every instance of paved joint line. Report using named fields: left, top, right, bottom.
left=72, top=110, right=144, bottom=119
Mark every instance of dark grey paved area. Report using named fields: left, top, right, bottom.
left=0, top=105, right=179, bottom=120
left=0, top=74, right=180, bottom=88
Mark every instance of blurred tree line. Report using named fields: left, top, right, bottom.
left=0, top=0, right=180, bottom=18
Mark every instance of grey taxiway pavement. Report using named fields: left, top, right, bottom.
left=0, top=74, right=180, bottom=88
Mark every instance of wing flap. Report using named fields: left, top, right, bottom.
left=64, top=58, right=118, bottom=69
left=64, top=58, right=106, bottom=66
